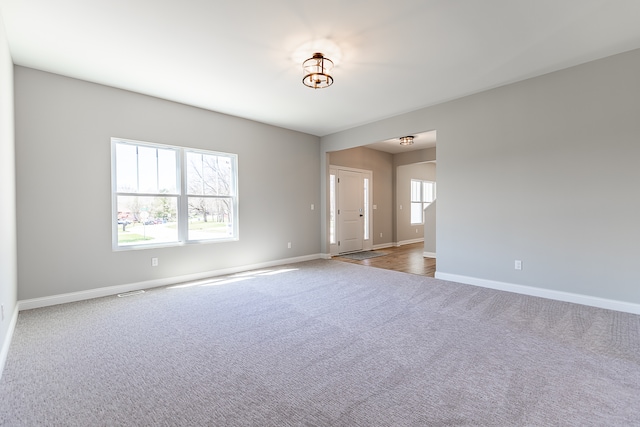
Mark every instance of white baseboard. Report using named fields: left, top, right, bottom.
left=0, top=304, right=19, bottom=381
left=372, top=243, right=395, bottom=250
left=423, top=252, right=436, bottom=258
left=329, top=244, right=395, bottom=255
left=375, top=240, right=423, bottom=249
left=435, top=272, right=640, bottom=315
left=396, top=238, right=424, bottom=246
left=18, top=254, right=323, bottom=311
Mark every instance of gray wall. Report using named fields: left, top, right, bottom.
left=424, top=200, right=436, bottom=254
left=322, top=48, right=640, bottom=305
left=14, top=67, right=321, bottom=300
left=394, top=147, right=436, bottom=168
left=396, top=162, right=436, bottom=243
left=0, top=14, right=17, bottom=371
left=329, top=147, right=393, bottom=246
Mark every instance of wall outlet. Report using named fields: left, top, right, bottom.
left=311, top=204, right=314, bottom=210
left=287, top=242, right=292, bottom=249
left=515, top=260, right=522, bottom=270
left=416, top=228, right=419, bottom=233
left=151, top=257, right=159, bottom=267
left=380, top=233, right=383, bottom=238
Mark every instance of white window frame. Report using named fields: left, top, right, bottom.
left=111, top=137, right=239, bottom=250
left=410, top=179, right=436, bottom=225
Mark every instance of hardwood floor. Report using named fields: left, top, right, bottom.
left=333, top=242, right=436, bottom=277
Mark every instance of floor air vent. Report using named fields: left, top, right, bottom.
left=117, top=290, right=145, bottom=298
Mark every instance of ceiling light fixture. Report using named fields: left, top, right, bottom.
left=399, top=136, right=414, bottom=146
left=302, top=52, right=333, bottom=89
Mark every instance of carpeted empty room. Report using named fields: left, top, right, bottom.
left=1, top=260, right=639, bottom=426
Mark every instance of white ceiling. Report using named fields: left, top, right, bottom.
left=1, top=0, right=640, bottom=140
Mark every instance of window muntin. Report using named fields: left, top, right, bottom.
left=410, top=179, right=436, bottom=224
left=112, top=138, right=238, bottom=249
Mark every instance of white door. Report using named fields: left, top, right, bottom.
left=338, top=170, right=364, bottom=253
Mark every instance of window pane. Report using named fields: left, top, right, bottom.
left=411, top=180, right=422, bottom=202
left=187, top=152, right=234, bottom=196
left=204, top=154, right=233, bottom=196
left=424, top=182, right=436, bottom=202
left=187, top=197, right=234, bottom=240
left=158, top=148, right=177, bottom=194
left=186, top=152, right=204, bottom=195
left=411, top=202, right=423, bottom=224
left=363, top=178, right=369, bottom=240
left=116, top=195, right=178, bottom=246
left=329, top=174, right=336, bottom=244
left=137, top=146, right=158, bottom=193
left=115, top=143, right=138, bottom=192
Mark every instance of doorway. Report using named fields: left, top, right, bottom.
left=329, top=166, right=373, bottom=255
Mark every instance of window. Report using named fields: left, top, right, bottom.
left=112, top=138, right=238, bottom=249
left=363, top=177, right=370, bottom=240
left=329, top=173, right=336, bottom=244
left=410, top=180, right=436, bottom=224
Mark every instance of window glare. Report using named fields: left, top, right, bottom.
left=411, top=203, right=423, bottom=224
left=411, top=181, right=421, bottom=201
left=115, top=143, right=138, bottom=192
left=187, top=152, right=204, bottom=195
left=425, top=182, right=436, bottom=202
left=158, top=148, right=177, bottom=194
left=138, top=146, right=158, bottom=193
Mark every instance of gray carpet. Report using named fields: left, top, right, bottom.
left=338, top=251, right=388, bottom=260
left=1, top=260, right=639, bottom=426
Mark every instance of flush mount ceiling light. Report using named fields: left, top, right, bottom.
left=399, top=136, right=414, bottom=146
left=302, top=52, right=334, bottom=89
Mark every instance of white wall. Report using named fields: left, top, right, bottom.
left=14, top=67, right=321, bottom=301
left=0, top=12, right=17, bottom=375
left=322, top=48, right=640, bottom=309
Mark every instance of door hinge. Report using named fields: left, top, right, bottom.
left=338, top=241, right=340, bottom=246
left=338, top=209, right=340, bottom=214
